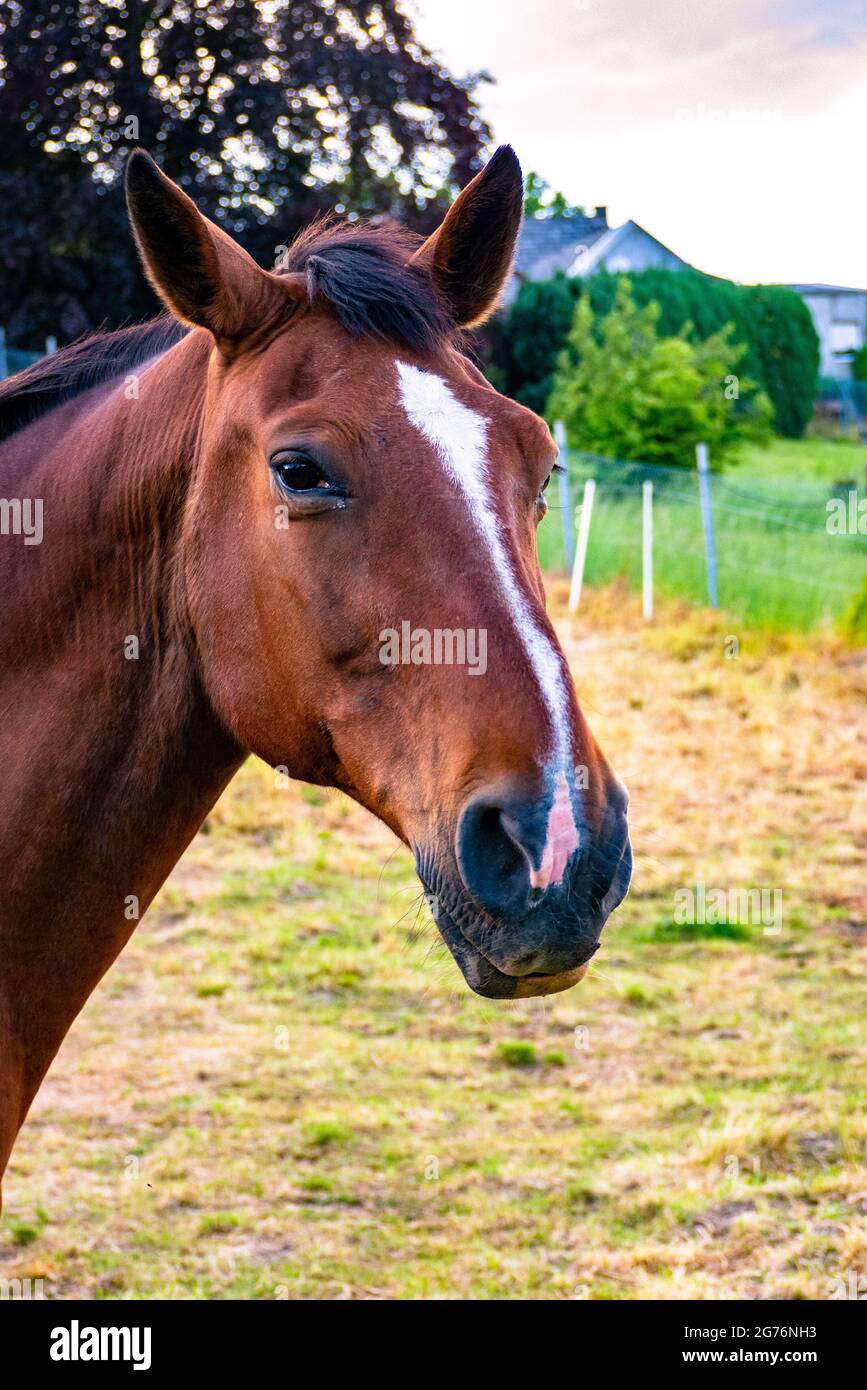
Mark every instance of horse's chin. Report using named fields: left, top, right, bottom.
left=431, top=904, right=590, bottom=1000
left=463, top=954, right=588, bottom=1000
left=510, top=963, right=588, bottom=997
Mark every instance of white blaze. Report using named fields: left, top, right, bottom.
left=395, top=361, right=575, bottom=777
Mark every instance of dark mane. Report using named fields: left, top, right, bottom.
left=0, top=317, right=187, bottom=446
left=278, top=216, right=453, bottom=354
left=0, top=218, right=452, bottom=447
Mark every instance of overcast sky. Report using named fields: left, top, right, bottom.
left=411, top=0, right=867, bottom=287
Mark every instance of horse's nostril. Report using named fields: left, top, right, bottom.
left=448, top=786, right=626, bottom=983
left=456, top=794, right=541, bottom=919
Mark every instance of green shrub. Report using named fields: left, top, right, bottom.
left=852, top=344, right=867, bottom=382
left=487, top=274, right=582, bottom=412
left=745, top=284, right=819, bottom=438
left=548, top=281, right=772, bottom=467
left=489, top=268, right=819, bottom=438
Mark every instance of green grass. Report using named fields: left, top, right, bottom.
left=737, top=435, right=867, bottom=483
left=539, top=436, right=867, bottom=631
left=649, top=918, right=752, bottom=943
left=497, top=1041, right=538, bottom=1068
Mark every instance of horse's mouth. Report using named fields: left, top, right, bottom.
left=417, top=830, right=630, bottom=1000
left=509, top=963, right=589, bottom=997
left=429, top=900, right=595, bottom=1000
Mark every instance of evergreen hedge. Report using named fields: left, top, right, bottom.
left=487, top=268, right=820, bottom=438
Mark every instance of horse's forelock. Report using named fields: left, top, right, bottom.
left=277, top=218, right=454, bottom=355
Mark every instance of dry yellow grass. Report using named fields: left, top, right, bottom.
left=1, top=584, right=864, bottom=1299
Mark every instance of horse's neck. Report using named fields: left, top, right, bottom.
left=0, top=336, right=244, bottom=1111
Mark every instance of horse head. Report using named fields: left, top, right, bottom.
left=124, top=146, right=632, bottom=998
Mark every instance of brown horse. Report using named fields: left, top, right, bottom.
left=0, top=146, right=631, bottom=1199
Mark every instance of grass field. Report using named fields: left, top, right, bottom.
left=538, top=437, right=867, bottom=632
left=737, top=436, right=867, bottom=484
left=1, top=585, right=864, bottom=1299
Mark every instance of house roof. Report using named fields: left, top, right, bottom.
left=513, top=213, right=608, bottom=278
left=787, top=283, right=867, bottom=297
left=567, top=220, right=691, bottom=277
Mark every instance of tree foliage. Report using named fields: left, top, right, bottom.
left=0, top=0, right=490, bottom=342
left=548, top=281, right=772, bottom=468
left=522, top=170, right=584, bottom=219
left=852, top=344, right=867, bottom=382
left=490, top=267, right=820, bottom=439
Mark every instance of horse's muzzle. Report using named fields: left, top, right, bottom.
left=417, top=782, right=632, bottom=999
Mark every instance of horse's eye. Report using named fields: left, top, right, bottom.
left=272, top=453, right=334, bottom=492
left=542, top=462, right=565, bottom=495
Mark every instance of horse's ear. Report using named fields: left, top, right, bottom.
left=125, top=150, right=284, bottom=344
left=412, top=145, right=524, bottom=328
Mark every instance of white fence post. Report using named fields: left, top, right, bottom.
left=568, top=478, right=596, bottom=613
left=553, top=420, right=574, bottom=571
left=695, top=442, right=719, bottom=609
left=642, top=480, right=653, bottom=620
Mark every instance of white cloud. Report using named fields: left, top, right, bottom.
left=411, top=0, right=867, bottom=285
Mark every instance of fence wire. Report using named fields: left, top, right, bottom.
left=540, top=447, right=867, bottom=630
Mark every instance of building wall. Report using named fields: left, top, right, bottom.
left=594, top=225, right=688, bottom=276
left=798, top=291, right=867, bottom=380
